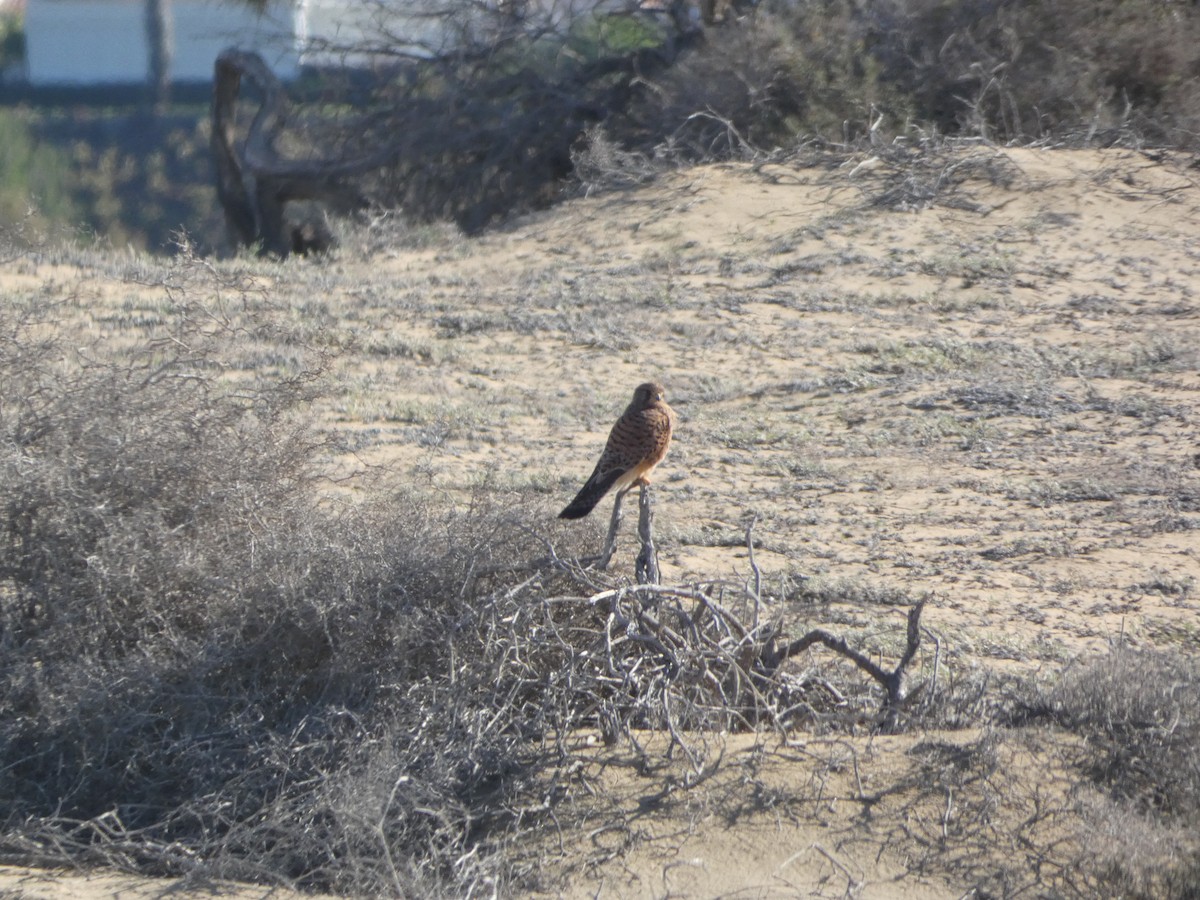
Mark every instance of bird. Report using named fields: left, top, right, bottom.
left=559, top=382, right=675, bottom=520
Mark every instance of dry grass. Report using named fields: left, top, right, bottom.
left=2, top=144, right=1200, bottom=896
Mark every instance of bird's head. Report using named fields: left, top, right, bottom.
left=635, top=382, right=666, bottom=406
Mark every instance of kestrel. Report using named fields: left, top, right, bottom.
left=559, top=382, right=674, bottom=520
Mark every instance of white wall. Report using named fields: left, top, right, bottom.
left=294, top=0, right=458, bottom=67
left=21, top=0, right=638, bottom=85
left=24, top=0, right=300, bottom=84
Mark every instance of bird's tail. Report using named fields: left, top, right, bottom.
left=558, top=468, right=625, bottom=519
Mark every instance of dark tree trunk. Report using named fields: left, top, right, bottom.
left=211, top=49, right=378, bottom=256
left=146, top=0, right=172, bottom=113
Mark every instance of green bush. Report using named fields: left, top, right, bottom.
left=0, top=109, right=78, bottom=231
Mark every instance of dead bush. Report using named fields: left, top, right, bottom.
left=1000, top=648, right=1200, bottom=897
left=0, top=266, right=595, bottom=895
left=1042, top=648, right=1200, bottom=821
left=0, top=303, right=325, bottom=659
left=1072, top=795, right=1200, bottom=900
left=0, top=264, right=949, bottom=892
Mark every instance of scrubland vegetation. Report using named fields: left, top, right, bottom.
left=216, top=0, right=1200, bottom=250
left=5, top=0, right=1200, bottom=251
left=2, top=1, right=1200, bottom=897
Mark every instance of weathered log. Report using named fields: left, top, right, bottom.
left=211, top=49, right=391, bottom=256
left=210, top=9, right=704, bottom=253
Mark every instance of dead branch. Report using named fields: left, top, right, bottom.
left=212, top=49, right=391, bottom=256
left=508, top=574, right=933, bottom=747
left=581, top=482, right=658, bottom=583
left=635, top=484, right=660, bottom=586
left=769, top=599, right=927, bottom=730
left=745, top=513, right=762, bottom=629
left=596, top=488, right=625, bottom=572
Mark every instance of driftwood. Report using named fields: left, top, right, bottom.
left=211, top=49, right=392, bottom=256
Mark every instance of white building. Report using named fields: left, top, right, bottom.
left=22, top=0, right=300, bottom=85
left=17, top=0, right=651, bottom=86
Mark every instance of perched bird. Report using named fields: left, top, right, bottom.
left=559, top=382, right=675, bottom=520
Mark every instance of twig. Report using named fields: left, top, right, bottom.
left=810, top=843, right=863, bottom=893
left=745, top=513, right=762, bottom=630
left=922, top=625, right=942, bottom=710
left=942, top=787, right=954, bottom=840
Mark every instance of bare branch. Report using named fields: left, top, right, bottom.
left=635, top=483, right=660, bottom=586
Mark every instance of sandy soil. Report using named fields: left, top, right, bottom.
left=324, top=145, right=1198, bottom=667
left=0, top=865, right=318, bottom=899
left=1, top=145, right=1197, bottom=897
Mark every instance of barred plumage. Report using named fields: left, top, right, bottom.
left=559, top=382, right=674, bottom=520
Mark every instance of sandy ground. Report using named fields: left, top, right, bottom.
left=0, top=865, right=314, bottom=899
left=324, top=145, right=1198, bottom=668
left=1, top=145, right=1197, bottom=897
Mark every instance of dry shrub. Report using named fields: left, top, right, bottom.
left=856, top=0, right=1096, bottom=141
left=0, top=301, right=326, bottom=661
left=1073, top=795, right=1200, bottom=900
left=874, top=0, right=1200, bottom=144
left=791, top=0, right=1200, bottom=146
left=570, top=126, right=661, bottom=194
left=1046, top=649, right=1200, bottom=820
left=0, top=267, right=596, bottom=895
left=1009, top=648, right=1200, bottom=898
left=619, top=0, right=1200, bottom=155
left=0, top=264, right=944, bottom=891
left=620, top=13, right=814, bottom=156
